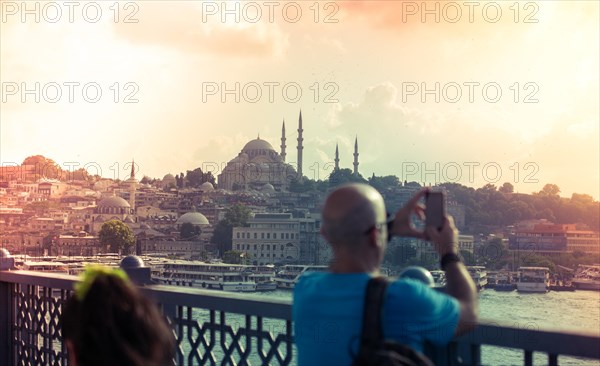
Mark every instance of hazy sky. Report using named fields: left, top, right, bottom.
left=1, top=1, right=598, bottom=198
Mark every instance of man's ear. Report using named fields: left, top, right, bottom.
left=367, top=228, right=380, bottom=248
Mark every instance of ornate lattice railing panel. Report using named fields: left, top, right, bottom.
left=11, top=283, right=70, bottom=366
left=168, top=306, right=293, bottom=366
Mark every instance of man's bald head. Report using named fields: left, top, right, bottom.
left=321, top=183, right=387, bottom=246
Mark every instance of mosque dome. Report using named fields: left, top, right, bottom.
left=97, top=196, right=131, bottom=208
left=261, top=183, right=275, bottom=192
left=176, top=212, right=210, bottom=226
left=200, top=182, right=214, bottom=191
left=242, top=138, right=275, bottom=153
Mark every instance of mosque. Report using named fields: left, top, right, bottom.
left=217, top=110, right=361, bottom=191
left=91, top=162, right=139, bottom=232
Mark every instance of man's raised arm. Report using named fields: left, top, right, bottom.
left=426, top=216, right=478, bottom=336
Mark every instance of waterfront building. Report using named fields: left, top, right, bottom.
left=140, top=239, right=214, bottom=259
left=54, top=231, right=100, bottom=256
left=232, top=213, right=300, bottom=265
left=232, top=213, right=326, bottom=265
left=418, top=234, right=475, bottom=261
left=509, top=221, right=600, bottom=255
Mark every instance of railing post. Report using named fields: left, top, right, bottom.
left=0, top=275, right=14, bottom=366
left=1, top=250, right=16, bottom=366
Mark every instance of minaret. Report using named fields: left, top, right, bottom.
left=297, top=110, right=303, bottom=180
left=280, top=119, right=286, bottom=162
left=334, top=143, right=340, bottom=170
left=353, top=136, right=359, bottom=176
left=128, top=159, right=136, bottom=212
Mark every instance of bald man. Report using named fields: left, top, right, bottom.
left=293, top=184, right=477, bottom=366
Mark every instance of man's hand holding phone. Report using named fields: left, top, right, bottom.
left=389, top=189, right=427, bottom=239
left=391, top=189, right=458, bottom=255
left=424, top=191, right=458, bottom=255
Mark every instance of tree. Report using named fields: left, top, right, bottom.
left=368, top=175, right=400, bottom=192
left=186, top=168, right=205, bottom=188
left=571, top=193, right=594, bottom=204
left=174, top=173, right=187, bottom=188
left=204, top=172, right=216, bottom=185
left=211, top=204, right=252, bottom=255
left=480, top=183, right=497, bottom=192
left=22, top=155, right=62, bottom=181
left=538, top=183, right=560, bottom=197
left=289, top=178, right=319, bottom=193
left=328, top=168, right=366, bottom=188
left=99, top=220, right=135, bottom=254
left=184, top=168, right=216, bottom=187
left=180, top=222, right=201, bottom=239
left=288, top=177, right=305, bottom=193
left=499, top=182, right=514, bottom=194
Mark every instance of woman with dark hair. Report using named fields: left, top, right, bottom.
left=61, top=266, right=175, bottom=366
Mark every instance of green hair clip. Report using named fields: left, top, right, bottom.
left=74, top=265, right=129, bottom=301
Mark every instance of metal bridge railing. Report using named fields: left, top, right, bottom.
left=1, top=269, right=599, bottom=366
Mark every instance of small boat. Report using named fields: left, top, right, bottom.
left=494, top=272, right=516, bottom=292
left=548, top=283, right=576, bottom=292
left=517, top=267, right=550, bottom=293
left=571, top=265, right=600, bottom=291
left=485, top=271, right=498, bottom=289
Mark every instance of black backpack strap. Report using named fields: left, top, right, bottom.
left=353, top=277, right=436, bottom=366
left=358, top=276, right=389, bottom=351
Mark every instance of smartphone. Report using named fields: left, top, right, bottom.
left=425, top=191, right=445, bottom=231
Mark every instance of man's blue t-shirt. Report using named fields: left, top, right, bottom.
left=293, top=272, right=460, bottom=366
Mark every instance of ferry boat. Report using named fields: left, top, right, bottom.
left=494, top=272, right=516, bottom=291
left=466, top=266, right=488, bottom=291
left=517, top=267, right=550, bottom=293
left=430, top=270, right=446, bottom=289
left=274, top=264, right=327, bottom=289
left=153, top=261, right=272, bottom=292
left=572, top=264, right=600, bottom=291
